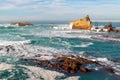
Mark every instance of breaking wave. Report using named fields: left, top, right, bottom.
left=0, top=40, right=31, bottom=46
left=0, top=40, right=72, bottom=57
left=0, top=62, right=80, bottom=80
left=73, top=42, right=93, bottom=48
left=85, top=55, right=120, bottom=76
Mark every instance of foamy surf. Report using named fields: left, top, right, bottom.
left=53, top=24, right=72, bottom=30
left=0, top=62, right=80, bottom=80
left=73, top=42, right=93, bottom=48
left=0, top=24, right=19, bottom=27
left=86, top=56, right=120, bottom=76
left=0, top=63, right=13, bottom=71
left=92, top=36, right=120, bottom=42
left=34, top=30, right=92, bottom=39
left=0, top=40, right=31, bottom=46
left=0, top=40, right=71, bottom=57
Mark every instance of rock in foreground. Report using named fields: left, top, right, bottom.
left=21, top=54, right=117, bottom=75
left=21, top=54, right=98, bottom=73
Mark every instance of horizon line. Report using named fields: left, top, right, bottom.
left=92, top=20, right=120, bottom=22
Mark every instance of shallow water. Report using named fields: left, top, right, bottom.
left=0, top=23, right=120, bottom=80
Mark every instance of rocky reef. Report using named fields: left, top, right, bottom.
left=69, top=15, right=92, bottom=30
left=10, top=22, right=32, bottom=26
left=104, top=24, right=120, bottom=33
left=91, top=23, right=120, bottom=33
left=21, top=54, right=117, bottom=75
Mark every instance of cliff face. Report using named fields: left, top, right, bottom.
left=69, top=15, right=92, bottom=30
left=10, top=22, right=32, bottom=26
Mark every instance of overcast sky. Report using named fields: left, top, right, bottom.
left=0, top=0, right=120, bottom=22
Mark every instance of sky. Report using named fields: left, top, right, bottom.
left=0, top=0, right=120, bottom=22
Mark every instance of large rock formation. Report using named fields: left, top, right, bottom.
left=21, top=54, right=117, bottom=74
left=10, top=22, right=32, bottom=26
left=69, top=15, right=92, bottom=30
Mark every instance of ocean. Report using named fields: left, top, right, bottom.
left=0, top=22, right=120, bottom=80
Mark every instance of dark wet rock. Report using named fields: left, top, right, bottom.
left=104, top=66, right=115, bottom=73
left=21, top=55, right=95, bottom=73
left=5, top=45, right=15, bottom=53
left=104, top=24, right=113, bottom=32
left=0, top=48, right=3, bottom=50
left=20, top=54, right=117, bottom=75
left=104, top=24, right=120, bottom=33
left=113, top=30, right=119, bottom=33
left=21, top=58, right=28, bottom=61
left=56, top=56, right=96, bottom=73
left=33, top=60, right=50, bottom=66
left=95, top=26, right=99, bottom=29
left=79, top=67, right=91, bottom=72
left=35, top=54, right=41, bottom=57
left=112, top=59, right=120, bottom=62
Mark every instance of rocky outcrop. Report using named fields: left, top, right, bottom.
left=10, top=22, right=32, bottom=26
left=104, top=24, right=113, bottom=32
left=69, top=15, right=92, bottom=30
left=20, top=54, right=119, bottom=76
left=21, top=54, right=98, bottom=73
left=104, top=24, right=120, bottom=33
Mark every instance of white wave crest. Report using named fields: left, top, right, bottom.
left=0, top=63, right=13, bottom=71
left=22, top=65, right=80, bottom=80
left=0, top=40, right=71, bottom=58
left=0, top=62, right=80, bottom=80
left=53, top=24, right=72, bottom=30
left=96, top=57, right=108, bottom=62
left=21, top=65, right=64, bottom=80
left=64, top=76, right=80, bottom=80
left=88, top=56, right=120, bottom=76
left=0, top=40, right=31, bottom=46
left=92, top=36, right=120, bottom=41
left=34, top=30, right=92, bottom=39
left=73, top=42, right=93, bottom=48
left=0, top=24, right=19, bottom=27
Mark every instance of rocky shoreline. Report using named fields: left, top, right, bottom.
left=21, top=54, right=119, bottom=76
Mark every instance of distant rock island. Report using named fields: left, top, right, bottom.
left=68, top=15, right=120, bottom=33
left=10, top=22, right=32, bottom=26
left=69, top=15, right=92, bottom=30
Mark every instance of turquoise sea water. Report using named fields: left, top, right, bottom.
left=0, top=23, right=120, bottom=80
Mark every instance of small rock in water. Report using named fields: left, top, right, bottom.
left=35, top=54, right=41, bottom=57
left=79, top=67, right=91, bottom=72
left=104, top=66, right=115, bottom=73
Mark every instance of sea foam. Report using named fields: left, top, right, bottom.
left=0, top=40, right=71, bottom=58
left=73, top=42, right=93, bottom=48
left=0, top=62, right=80, bottom=80
left=0, top=40, right=31, bottom=46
